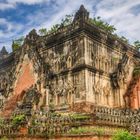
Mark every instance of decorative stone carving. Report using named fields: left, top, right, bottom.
left=111, top=53, right=129, bottom=88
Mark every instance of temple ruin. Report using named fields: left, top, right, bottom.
left=0, top=5, right=140, bottom=139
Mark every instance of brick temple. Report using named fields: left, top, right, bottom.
left=0, top=5, right=140, bottom=139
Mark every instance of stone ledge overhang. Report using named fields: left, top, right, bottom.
left=1, top=15, right=140, bottom=69
left=82, top=21, right=139, bottom=58
left=47, top=64, right=105, bottom=79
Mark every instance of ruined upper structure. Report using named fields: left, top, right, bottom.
left=0, top=5, right=140, bottom=117
left=0, top=46, right=8, bottom=60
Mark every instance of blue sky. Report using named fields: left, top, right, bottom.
left=0, top=0, right=140, bottom=52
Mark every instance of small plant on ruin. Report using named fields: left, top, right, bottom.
left=38, top=28, right=48, bottom=36
left=12, top=36, right=24, bottom=52
left=120, top=36, right=129, bottom=43
left=0, top=118, right=4, bottom=127
left=112, top=130, right=140, bottom=140
left=38, top=14, right=73, bottom=36
left=133, top=66, right=140, bottom=78
left=68, top=127, right=105, bottom=135
left=71, top=113, right=90, bottom=121
left=89, top=17, right=131, bottom=45
left=89, top=16, right=116, bottom=34
left=12, top=114, right=26, bottom=127
left=60, top=14, right=73, bottom=27
left=0, top=137, right=8, bottom=140
left=68, top=127, right=88, bottom=135
left=133, top=40, right=140, bottom=51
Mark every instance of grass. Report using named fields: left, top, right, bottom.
left=71, top=114, right=90, bottom=120
left=68, top=127, right=105, bottom=136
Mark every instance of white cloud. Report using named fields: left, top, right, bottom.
left=0, top=3, right=14, bottom=11
left=95, top=0, right=140, bottom=43
left=0, top=17, right=24, bottom=53
left=7, top=0, right=48, bottom=5
left=0, top=18, right=13, bottom=31
left=0, top=0, right=49, bottom=10
left=0, top=0, right=140, bottom=52
left=35, top=0, right=95, bottom=29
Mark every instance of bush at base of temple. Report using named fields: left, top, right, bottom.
left=12, top=114, right=26, bottom=127
left=68, top=127, right=105, bottom=136
left=112, top=130, right=140, bottom=140
left=0, top=136, right=8, bottom=140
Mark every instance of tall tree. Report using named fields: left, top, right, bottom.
left=38, top=28, right=48, bottom=36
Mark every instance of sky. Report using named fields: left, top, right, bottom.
left=0, top=0, right=140, bottom=52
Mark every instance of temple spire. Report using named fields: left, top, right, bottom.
left=0, top=46, right=8, bottom=56
left=24, top=29, right=39, bottom=46
left=73, top=5, right=89, bottom=22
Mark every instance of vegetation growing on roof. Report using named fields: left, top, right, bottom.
left=12, top=36, right=24, bottom=52
left=89, top=16, right=116, bottom=34
left=38, top=14, right=73, bottom=36
left=120, top=36, right=129, bottom=43
left=133, top=66, right=140, bottom=78
left=11, top=11, right=139, bottom=53
left=11, top=114, right=26, bottom=127
left=133, top=40, right=140, bottom=51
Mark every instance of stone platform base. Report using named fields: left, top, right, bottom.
left=9, top=135, right=111, bottom=140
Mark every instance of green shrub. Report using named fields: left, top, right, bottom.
left=38, top=14, right=73, bottom=36
left=12, top=36, right=24, bottom=52
left=0, top=118, right=4, bottom=127
left=71, top=114, right=90, bottom=120
left=68, top=127, right=104, bottom=135
left=12, top=114, right=25, bottom=126
left=89, top=16, right=116, bottom=34
left=112, top=130, right=140, bottom=140
left=0, top=136, right=8, bottom=140
left=133, top=67, right=140, bottom=78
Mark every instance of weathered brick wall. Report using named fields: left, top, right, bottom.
left=130, top=78, right=140, bottom=109
left=1, top=58, right=36, bottom=117
left=14, top=62, right=35, bottom=96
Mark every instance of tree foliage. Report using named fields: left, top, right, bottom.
left=12, top=36, right=24, bottom=52
left=133, top=66, right=140, bottom=78
left=0, top=118, right=4, bottom=127
left=133, top=40, right=140, bottom=50
left=38, top=14, right=132, bottom=47
left=12, top=114, right=25, bottom=126
left=61, top=14, right=73, bottom=27
left=120, top=36, right=129, bottom=43
left=38, top=28, right=48, bottom=36
left=89, top=16, right=116, bottom=33
left=38, top=14, right=73, bottom=36
left=89, top=17, right=131, bottom=44
left=112, top=130, right=140, bottom=140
